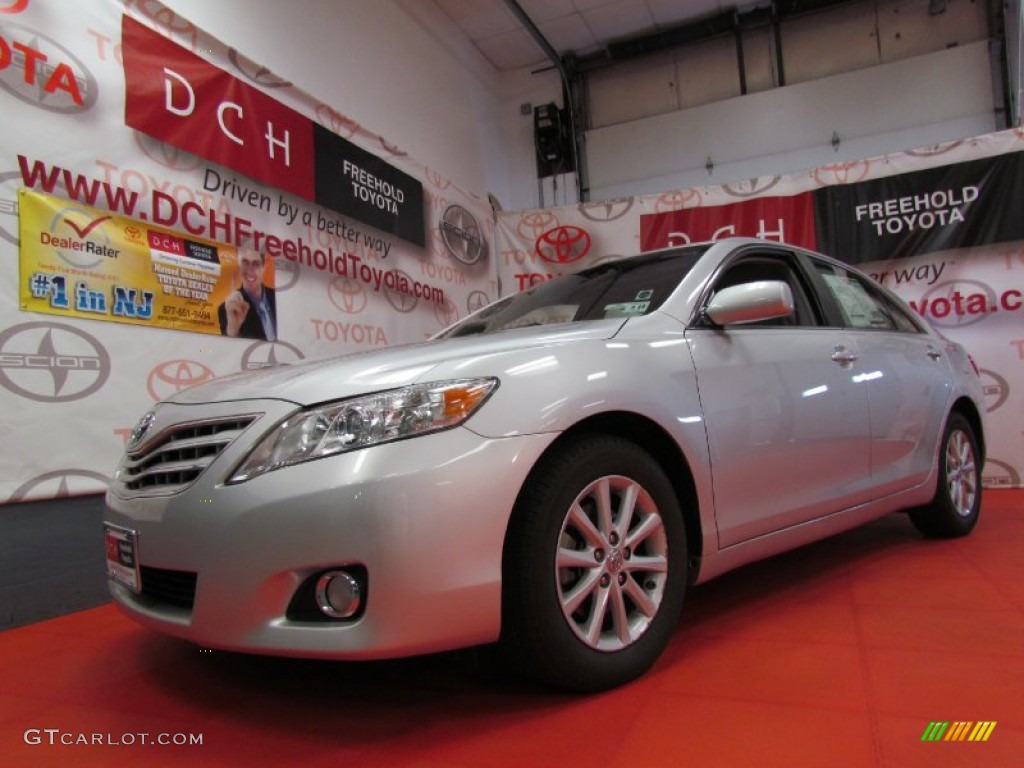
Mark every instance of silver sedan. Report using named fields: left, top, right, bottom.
left=104, top=238, right=985, bottom=691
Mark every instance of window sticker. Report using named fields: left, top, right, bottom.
left=604, top=301, right=650, bottom=318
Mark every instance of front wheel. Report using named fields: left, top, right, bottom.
left=501, top=435, right=687, bottom=692
left=909, top=412, right=982, bottom=538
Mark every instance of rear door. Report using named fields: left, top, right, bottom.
left=808, top=258, right=953, bottom=496
left=687, top=246, right=874, bottom=548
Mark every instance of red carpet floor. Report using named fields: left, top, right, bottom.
left=1, top=490, right=1021, bottom=767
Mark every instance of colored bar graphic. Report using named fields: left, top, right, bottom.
left=921, top=721, right=996, bottom=742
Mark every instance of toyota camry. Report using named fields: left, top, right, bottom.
left=104, top=238, right=985, bottom=691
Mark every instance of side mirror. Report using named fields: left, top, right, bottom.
left=704, top=280, right=795, bottom=326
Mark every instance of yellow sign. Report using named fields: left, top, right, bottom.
left=18, top=189, right=275, bottom=338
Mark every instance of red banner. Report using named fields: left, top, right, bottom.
left=639, top=193, right=818, bottom=252
left=122, top=15, right=315, bottom=201
left=122, top=15, right=425, bottom=246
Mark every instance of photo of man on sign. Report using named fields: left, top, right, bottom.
left=218, top=250, right=277, bottom=340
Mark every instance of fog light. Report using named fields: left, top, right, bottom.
left=314, top=570, right=362, bottom=619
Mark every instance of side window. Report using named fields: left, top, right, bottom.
left=813, top=261, right=922, bottom=332
left=710, top=254, right=818, bottom=327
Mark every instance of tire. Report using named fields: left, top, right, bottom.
left=909, top=412, right=982, bottom=538
left=501, top=434, right=687, bottom=692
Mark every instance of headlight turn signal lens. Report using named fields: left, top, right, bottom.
left=228, top=378, right=498, bottom=482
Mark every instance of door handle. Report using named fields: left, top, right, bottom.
left=831, top=345, right=858, bottom=365
left=926, top=349, right=942, bottom=361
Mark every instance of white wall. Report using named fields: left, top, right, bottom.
left=163, top=0, right=512, bottom=207
left=586, top=41, right=997, bottom=200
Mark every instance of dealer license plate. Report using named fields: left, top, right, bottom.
left=104, top=523, right=141, bottom=593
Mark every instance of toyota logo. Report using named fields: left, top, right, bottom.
left=315, top=104, right=361, bottom=139
left=0, top=322, right=111, bottom=402
left=133, top=132, right=203, bottom=171
left=0, top=21, right=99, bottom=113
left=919, top=279, right=998, bottom=329
left=578, top=198, right=634, bottom=222
left=127, top=410, right=156, bottom=450
left=146, top=359, right=216, bottom=401
left=440, top=204, right=487, bottom=266
left=536, top=225, right=592, bottom=265
left=241, top=340, right=305, bottom=371
left=328, top=277, right=368, bottom=314
left=654, top=189, right=703, bottom=213
left=229, top=47, right=292, bottom=88
left=517, top=211, right=558, bottom=241
left=722, top=177, right=783, bottom=199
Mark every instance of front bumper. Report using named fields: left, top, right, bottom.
left=104, top=399, right=556, bottom=659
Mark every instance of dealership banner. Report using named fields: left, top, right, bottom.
left=639, top=193, right=818, bottom=252
left=814, top=151, right=1024, bottom=264
left=496, top=131, right=1024, bottom=488
left=18, top=189, right=272, bottom=336
left=0, top=0, right=497, bottom=503
left=121, top=14, right=426, bottom=247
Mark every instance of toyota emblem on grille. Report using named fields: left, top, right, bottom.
left=128, top=411, right=156, bottom=449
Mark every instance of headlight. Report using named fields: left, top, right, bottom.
left=228, top=377, right=498, bottom=482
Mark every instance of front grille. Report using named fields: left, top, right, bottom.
left=140, top=565, right=197, bottom=609
left=120, top=416, right=257, bottom=493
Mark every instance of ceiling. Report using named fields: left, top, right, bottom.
left=432, top=0, right=739, bottom=71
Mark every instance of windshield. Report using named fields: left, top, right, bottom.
left=437, top=246, right=708, bottom=339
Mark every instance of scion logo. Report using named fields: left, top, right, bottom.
left=241, top=340, right=305, bottom=371
left=812, top=160, right=872, bottom=186
left=133, top=132, right=202, bottom=171
left=384, top=269, right=418, bottom=313
left=466, top=290, right=490, bottom=315
left=228, top=47, right=291, bottom=88
left=45, top=204, right=115, bottom=269
left=0, top=168, right=19, bottom=245
left=536, top=225, right=592, bottom=265
left=440, top=204, right=487, bottom=266
left=578, top=198, right=633, bottom=222
left=0, top=322, right=111, bottom=402
left=146, top=359, right=216, bottom=401
left=328, top=276, right=368, bottom=314
left=434, top=295, right=459, bottom=329
left=9, top=469, right=110, bottom=502
left=979, top=368, right=1009, bottom=412
left=654, top=189, right=702, bottom=213
left=982, top=458, right=1020, bottom=488
left=517, top=211, right=558, bottom=242
left=722, top=177, right=782, bottom=199
left=0, top=21, right=99, bottom=113
left=273, top=255, right=300, bottom=291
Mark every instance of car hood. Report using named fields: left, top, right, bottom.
left=167, top=319, right=627, bottom=406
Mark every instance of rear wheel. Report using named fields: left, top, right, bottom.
left=502, top=435, right=687, bottom=692
left=909, top=412, right=981, bottom=538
